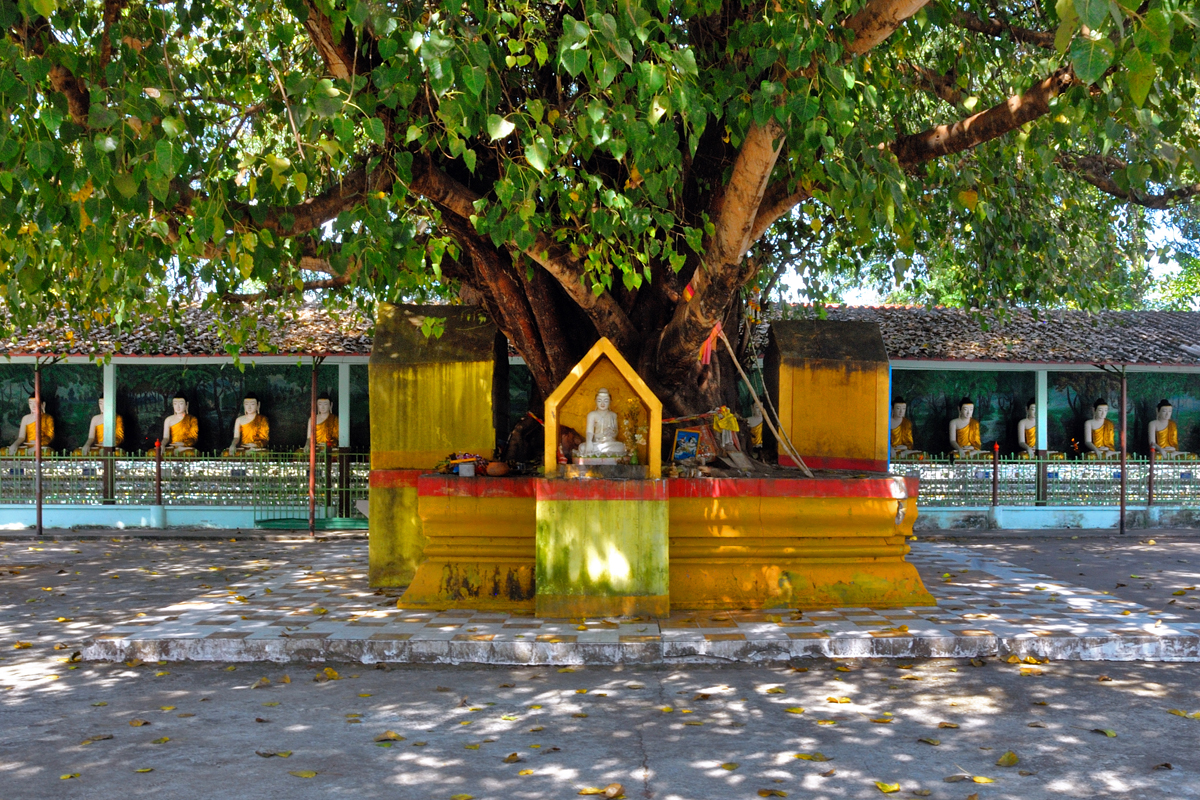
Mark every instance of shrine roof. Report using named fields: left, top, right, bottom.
left=0, top=302, right=374, bottom=358
left=804, top=305, right=1200, bottom=366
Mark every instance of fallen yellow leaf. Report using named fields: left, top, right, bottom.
left=721, top=762, right=739, bottom=770
left=937, top=722, right=958, bottom=729
left=134, top=768, right=153, bottom=773
left=869, top=718, right=894, bottom=724
left=129, top=719, right=151, bottom=727
left=14, top=642, right=32, bottom=649
left=151, top=737, right=169, bottom=744
left=61, top=773, right=80, bottom=780
left=918, top=738, right=940, bottom=746
left=972, top=776, right=995, bottom=783
left=874, top=781, right=900, bottom=794
left=289, top=771, right=318, bottom=778
left=766, top=687, right=785, bottom=694
left=996, top=751, right=1019, bottom=767
left=827, top=697, right=851, bottom=704
left=758, top=791, right=788, bottom=797
left=374, top=731, right=404, bottom=742
left=518, top=769, right=533, bottom=775
left=816, top=719, right=837, bottom=725
left=784, top=707, right=805, bottom=714
left=465, top=744, right=480, bottom=750
left=794, top=752, right=830, bottom=761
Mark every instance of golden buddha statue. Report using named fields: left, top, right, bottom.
left=78, top=397, right=124, bottom=455
left=7, top=396, right=54, bottom=456
left=1148, top=399, right=1193, bottom=460
left=1016, top=398, right=1037, bottom=459
left=227, top=393, right=269, bottom=454
left=1084, top=398, right=1117, bottom=459
left=303, top=395, right=338, bottom=452
left=888, top=397, right=921, bottom=459
left=949, top=396, right=984, bottom=458
left=162, top=395, right=199, bottom=455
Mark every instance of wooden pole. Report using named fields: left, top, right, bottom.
left=718, top=330, right=812, bottom=477
left=309, top=364, right=318, bottom=535
left=1120, top=372, right=1127, bottom=536
left=34, top=366, right=43, bottom=537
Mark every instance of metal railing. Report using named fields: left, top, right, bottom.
left=0, top=451, right=370, bottom=522
left=895, top=453, right=1200, bottom=507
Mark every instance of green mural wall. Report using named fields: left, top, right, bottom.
left=892, top=369, right=1200, bottom=457
left=0, top=363, right=103, bottom=452
left=0, top=361, right=369, bottom=454
left=890, top=370, right=1036, bottom=457
left=1049, top=372, right=1200, bottom=457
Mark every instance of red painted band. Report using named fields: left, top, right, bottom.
left=369, top=469, right=422, bottom=489
left=667, top=476, right=915, bottom=500
left=779, top=454, right=889, bottom=472
left=418, top=475, right=538, bottom=498
left=536, top=479, right=668, bottom=502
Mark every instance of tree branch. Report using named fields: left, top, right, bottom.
left=407, top=154, right=639, bottom=352
left=843, top=0, right=932, bottom=56
left=950, top=11, right=1055, bottom=49
left=10, top=16, right=90, bottom=125
left=657, top=120, right=785, bottom=384
left=300, top=0, right=376, bottom=82
left=889, top=66, right=1075, bottom=167
left=99, top=0, right=128, bottom=82
left=223, top=162, right=393, bottom=237
left=897, top=63, right=963, bottom=106
left=1059, top=154, right=1200, bottom=209
left=749, top=180, right=813, bottom=244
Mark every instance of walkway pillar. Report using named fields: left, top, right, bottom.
left=1036, top=370, right=1048, bottom=505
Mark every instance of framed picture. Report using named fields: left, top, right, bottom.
left=672, top=428, right=701, bottom=462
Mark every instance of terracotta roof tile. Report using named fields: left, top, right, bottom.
left=0, top=303, right=373, bottom=357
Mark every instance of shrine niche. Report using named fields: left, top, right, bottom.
left=542, top=337, right=663, bottom=477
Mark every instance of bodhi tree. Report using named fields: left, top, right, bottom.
left=0, top=0, right=1197, bottom=414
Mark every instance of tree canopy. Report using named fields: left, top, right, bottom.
left=1, top=0, right=1197, bottom=410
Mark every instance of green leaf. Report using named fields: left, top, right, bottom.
left=155, top=139, right=180, bottom=178
left=525, top=141, right=549, bottom=173
left=363, top=117, right=386, bottom=145
left=1069, top=35, right=1114, bottom=85
left=1055, top=0, right=1080, bottom=52
left=462, top=149, right=477, bottom=174
left=292, top=172, right=308, bottom=195
left=26, top=141, right=55, bottom=174
left=1141, top=9, right=1173, bottom=54
left=1073, top=0, right=1108, bottom=30
left=161, top=116, right=185, bottom=138
left=0, top=171, right=10, bottom=193
left=463, top=66, right=486, bottom=98
left=487, top=115, right=515, bottom=141
left=112, top=172, right=138, bottom=198
left=560, top=47, right=588, bottom=77
left=31, top=0, right=56, bottom=19
left=1124, top=49, right=1155, bottom=106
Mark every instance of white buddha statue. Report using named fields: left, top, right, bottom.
left=577, top=388, right=626, bottom=459
left=949, top=397, right=983, bottom=458
left=1149, top=399, right=1190, bottom=460
left=1017, top=398, right=1037, bottom=458
left=1084, top=398, right=1117, bottom=459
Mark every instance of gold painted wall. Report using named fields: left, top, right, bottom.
left=777, top=361, right=889, bottom=467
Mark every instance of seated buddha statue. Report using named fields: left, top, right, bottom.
left=889, top=397, right=921, bottom=459
left=1016, top=398, right=1037, bottom=458
left=576, top=388, right=626, bottom=459
left=227, top=393, right=269, bottom=455
left=1084, top=398, right=1117, bottom=459
left=162, top=395, right=199, bottom=454
left=949, top=397, right=984, bottom=458
left=303, top=395, right=338, bottom=452
left=7, top=396, right=54, bottom=456
left=79, top=397, right=124, bottom=455
left=1148, top=399, right=1192, bottom=460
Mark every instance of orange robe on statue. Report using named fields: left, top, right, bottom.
left=239, top=415, right=270, bottom=447
left=313, top=416, right=338, bottom=448
left=24, top=415, right=54, bottom=449
left=955, top=419, right=981, bottom=448
left=1156, top=421, right=1178, bottom=449
left=891, top=418, right=913, bottom=449
left=96, top=416, right=125, bottom=448
left=1092, top=419, right=1115, bottom=449
left=169, top=414, right=199, bottom=448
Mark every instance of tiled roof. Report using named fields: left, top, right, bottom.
left=0, top=303, right=373, bottom=357
left=6, top=300, right=1200, bottom=365
left=810, top=306, right=1200, bottom=365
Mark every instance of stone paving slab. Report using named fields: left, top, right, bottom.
left=82, top=542, right=1200, bottom=664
